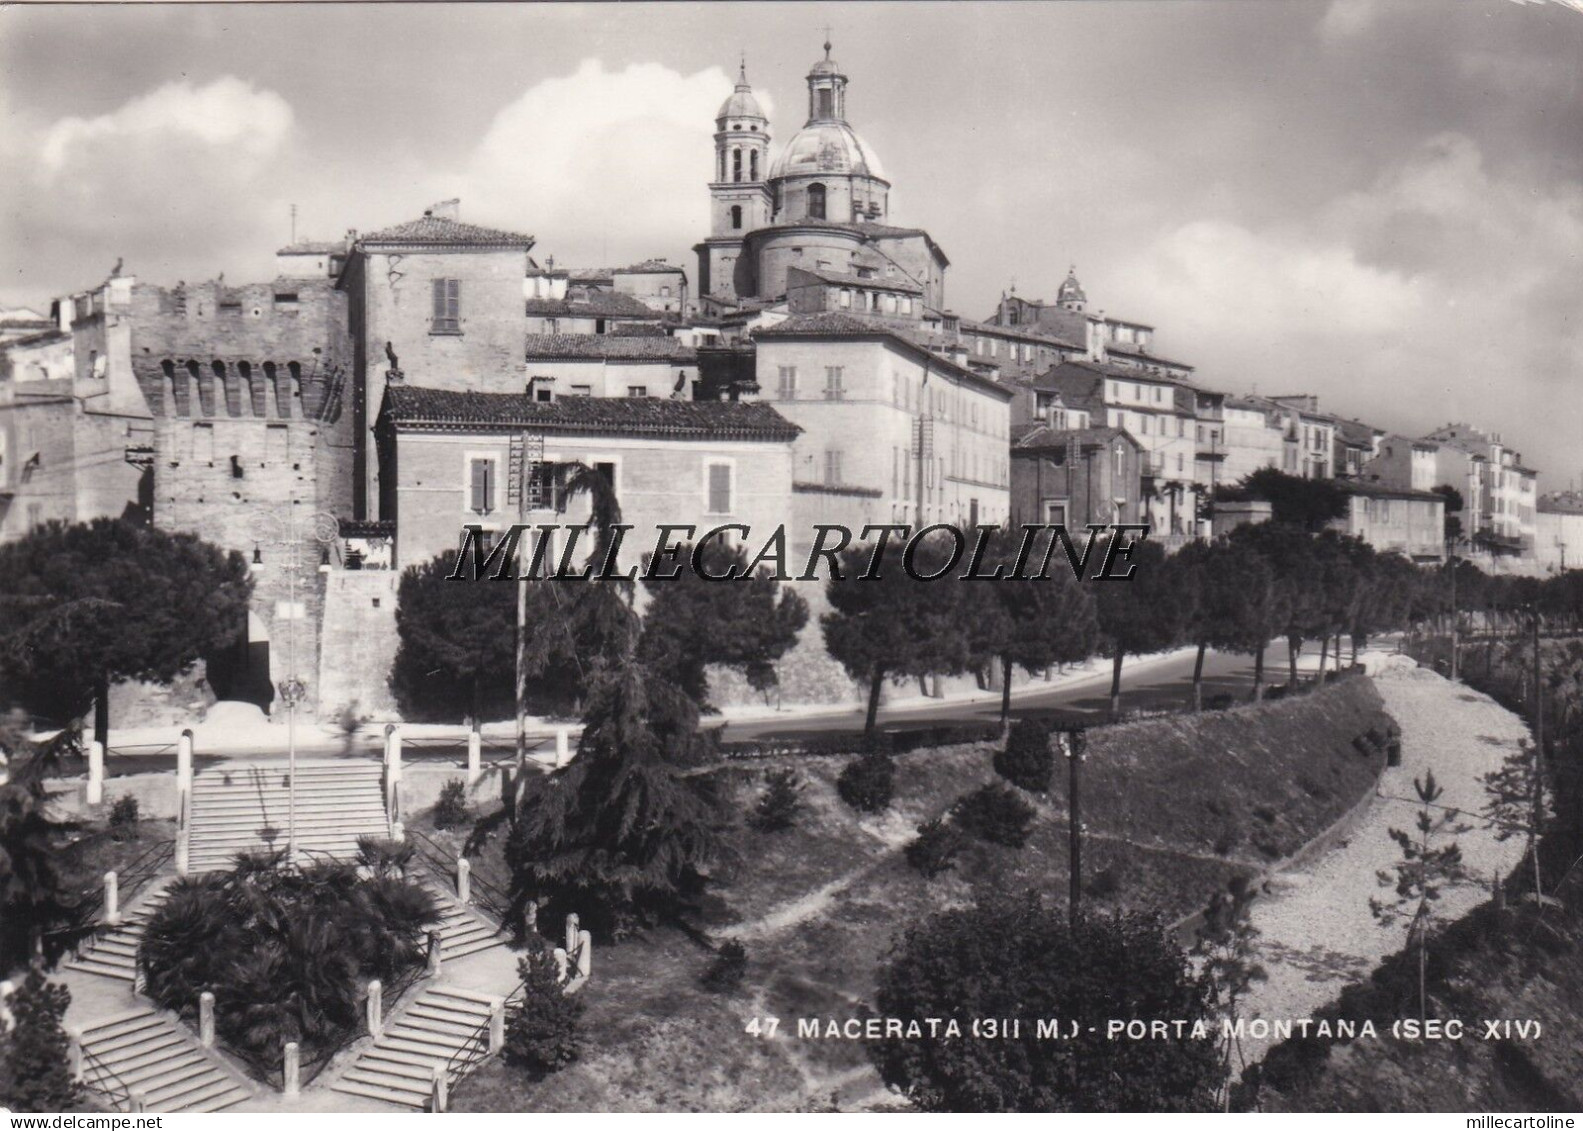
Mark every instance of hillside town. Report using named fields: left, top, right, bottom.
left=1, top=43, right=1575, bottom=722
left=3, top=25, right=1583, bottom=1120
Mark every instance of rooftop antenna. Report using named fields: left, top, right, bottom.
left=290, top=203, right=297, bottom=245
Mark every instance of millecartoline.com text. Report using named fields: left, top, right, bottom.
left=446, top=522, right=1151, bottom=583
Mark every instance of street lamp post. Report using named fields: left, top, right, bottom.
left=250, top=506, right=338, bottom=864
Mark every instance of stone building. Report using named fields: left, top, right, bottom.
left=1536, top=492, right=1583, bottom=572
left=1420, top=423, right=1537, bottom=555
left=522, top=334, right=700, bottom=401
left=1330, top=481, right=1445, bottom=563
left=752, top=312, right=1013, bottom=545
left=1010, top=424, right=1144, bottom=530
left=694, top=46, right=949, bottom=314
left=338, top=202, right=537, bottom=519
left=374, top=386, right=800, bottom=573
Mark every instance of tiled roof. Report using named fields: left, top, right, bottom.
left=524, top=292, right=659, bottom=319
left=276, top=241, right=346, bottom=255
left=1335, top=418, right=1385, bottom=446
left=788, top=265, right=923, bottom=296
left=748, top=219, right=950, bottom=266
left=357, top=215, right=534, bottom=249
left=1040, top=357, right=1198, bottom=392
left=1338, top=480, right=1444, bottom=503
left=523, top=334, right=696, bottom=362
left=1106, top=344, right=1193, bottom=372
left=379, top=386, right=799, bottom=441
left=756, top=313, right=1012, bottom=400
left=615, top=259, right=684, bottom=274
left=1014, top=424, right=1135, bottom=453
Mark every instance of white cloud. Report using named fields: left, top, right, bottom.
left=1115, top=133, right=1583, bottom=481
left=40, top=77, right=292, bottom=173
left=457, top=59, right=756, bottom=264
left=1318, top=0, right=1380, bottom=41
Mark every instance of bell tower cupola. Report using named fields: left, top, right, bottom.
left=708, top=57, right=773, bottom=240
left=806, top=39, right=848, bottom=123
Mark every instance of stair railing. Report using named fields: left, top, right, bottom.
left=406, top=827, right=513, bottom=926
left=78, top=1040, right=134, bottom=1112
left=436, top=981, right=522, bottom=1110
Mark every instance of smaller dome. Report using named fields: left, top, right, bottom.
left=716, top=62, right=766, bottom=122
left=1057, top=266, right=1087, bottom=306
left=808, top=40, right=844, bottom=77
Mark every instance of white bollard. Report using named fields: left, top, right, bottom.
left=431, top=1065, right=448, bottom=1113
left=366, top=979, right=383, bottom=1037
left=283, top=1041, right=300, bottom=1097
left=466, top=729, right=482, bottom=785
left=427, top=929, right=443, bottom=976
left=86, top=741, right=104, bottom=806
left=129, top=1091, right=147, bottom=1113
left=488, top=998, right=505, bottom=1055
left=103, top=871, right=120, bottom=926
left=552, top=948, right=568, bottom=983
left=554, top=728, right=571, bottom=768
left=456, top=858, right=471, bottom=904
left=575, top=930, right=592, bottom=980
left=177, top=729, right=194, bottom=793
left=66, top=1026, right=83, bottom=1081
left=391, top=820, right=405, bottom=843
left=564, top=912, right=580, bottom=955
left=199, top=992, right=215, bottom=1047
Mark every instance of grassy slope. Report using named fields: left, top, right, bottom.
left=453, top=677, right=1392, bottom=1112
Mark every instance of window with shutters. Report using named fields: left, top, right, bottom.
left=824, top=450, right=842, bottom=486
left=432, top=278, right=462, bottom=333
left=706, top=462, right=732, bottom=514
left=823, top=366, right=844, bottom=400
left=468, top=457, right=495, bottom=514
left=777, top=366, right=797, bottom=399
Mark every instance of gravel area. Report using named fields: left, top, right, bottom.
left=1239, top=660, right=1530, bottom=1063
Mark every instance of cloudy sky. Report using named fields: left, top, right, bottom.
left=2, top=1, right=1580, bottom=486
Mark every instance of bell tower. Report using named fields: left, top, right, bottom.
left=710, top=59, right=772, bottom=239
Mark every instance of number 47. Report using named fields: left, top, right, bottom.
left=745, top=1017, right=781, bottom=1038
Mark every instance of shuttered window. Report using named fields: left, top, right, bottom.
left=707, top=464, right=732, bottom=514
left=432, top=278, right=461, bottom=333
left=469, top=458, right=494, bottom=514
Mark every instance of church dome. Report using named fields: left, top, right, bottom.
left=768, top=120, right=886, bottom=182
left=716, top=63, right=766, bottom=122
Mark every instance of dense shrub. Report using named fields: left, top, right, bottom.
left=750, top=770, right=804, bottom=833
left=905, top=818, right=965, bottom=878
left=1086, top=864, right=1123, bottom=899
left=108, top=795, right=140, bottom=840
left=700, top=939, right=748, bottom=993
left=355, top=835, right=416, bottom=879
left=0, top=969, right=79, bottom=1112
left=994, top=719, right=1054, bottom=793
left=140, top=856, right=437, bottom=1072
left=953, top=784, right=1036, bottom=849
left=433, top=779, right=471, bottom=830
left=837, top=751, right=895, bottom=813
left=869, top=895, right=1220, bottom=1111
left=504, top=944, right=585, bottom=1078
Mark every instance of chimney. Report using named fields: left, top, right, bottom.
left=1086, top=316, right=1107, bottom=363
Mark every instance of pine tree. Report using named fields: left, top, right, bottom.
left=1481, top=738, right=1547, bottom=901
left=1193, top=876, right=1267, bottom=1108
left=1370, top=770, right=1468, bottom=1026
left=507, top=658, right=726, bottom=933
left=503, top=944, right=584, bottom=1078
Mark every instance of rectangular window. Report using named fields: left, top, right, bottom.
left=777, top=366, right=797, bottom=399
left=595, top=462, right=616, bottom=487
left=627, top=386, right=648, bottom=398
left=707, top=463, right=732, bottom=514
left=469, top=458, right=494, bottom=514
left=569, top=384, right=592, bottom=397
left=824, top=450, right=842, bottom=486
left=265, top=424, right=289, bottom=464
left=824, top=366, right=844, bottom=400
left=432, top=278, right=461, bottom=333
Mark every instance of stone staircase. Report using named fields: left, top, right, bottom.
left=77, top=1006, right=252, bottom=1113
left=65, top=884, right=172, bottom=982
left=330, top=986, right=500, bottom=1108
left=414, top=873, right=508, bottom=962
left=188, top=761, right=389, bottom=872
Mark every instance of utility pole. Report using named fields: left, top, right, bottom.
left=1065, top=728, right=1086, bottom=931
left=1531, top=610, right=1546, bottom=897
left=1448, top=548, right=1459, bottom=682
left=512, top=430, right=546, bottom=782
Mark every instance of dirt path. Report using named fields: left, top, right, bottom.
left=1238, top=666, right=1529, bottom=1063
